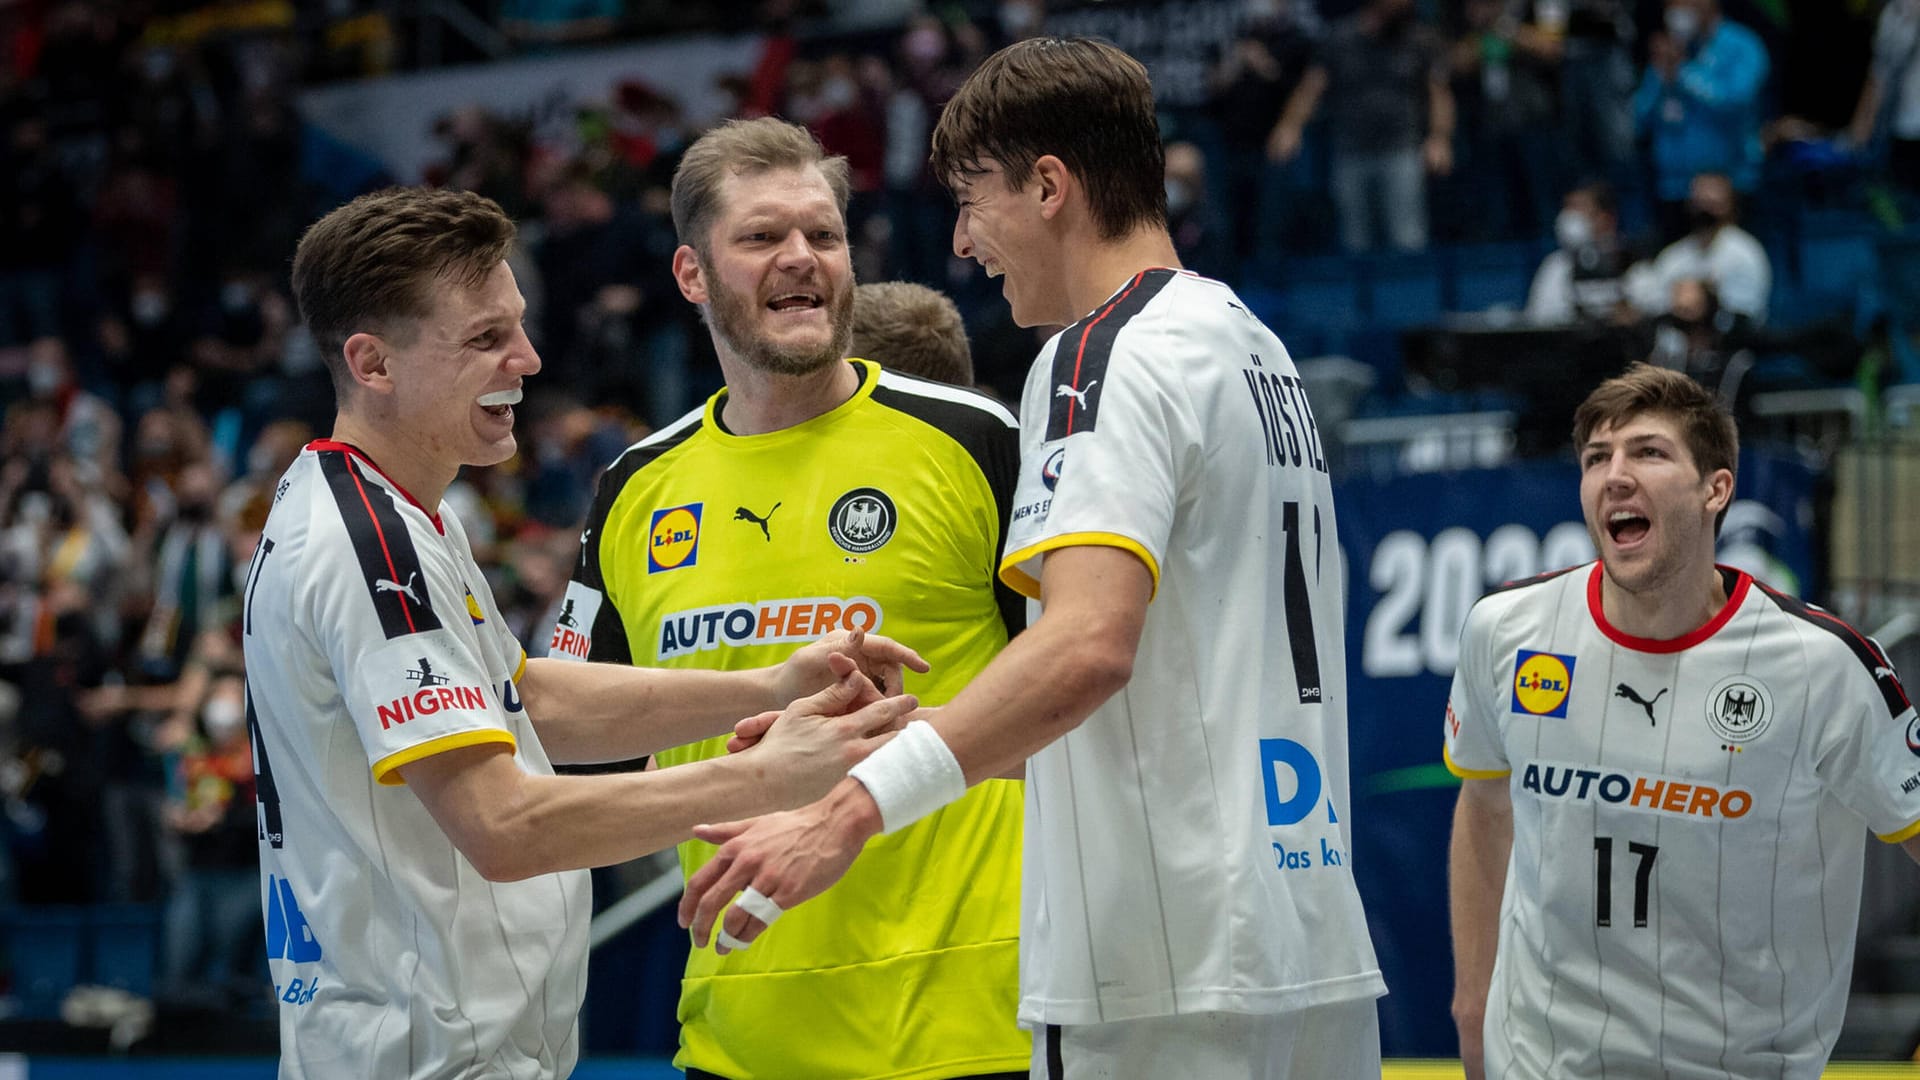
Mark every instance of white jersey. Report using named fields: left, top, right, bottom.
left=1444, top=562, right=1920, bottom=1079
left=1000, top=268, right=1384, bottom=1028
left=245, top=440, right=591, bottom=1080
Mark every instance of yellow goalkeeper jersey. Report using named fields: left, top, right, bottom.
left=561, top=360, right=1028, bottom=1079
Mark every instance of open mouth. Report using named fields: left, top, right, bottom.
left=767, top=291, right=823, bottom=313
left=1607, top=510, right=1650, bottom=545
left=983, top=261, right=1004, bottom=280
left=477, top=387, right=521, bottom=419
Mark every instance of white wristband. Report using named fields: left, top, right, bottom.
left=848, top=720, right=967, bottom=834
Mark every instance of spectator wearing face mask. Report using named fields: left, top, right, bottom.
left=1526, top=181, right=1651, bottom=324
left=158, top=668, right=266, bottom=1011
left=1632, top=171, right=1771, bottom=323
left=1632, top=0, right=1770, bottom=235
left=1164, top=142, right=1230, bottom=278
left=1649, top=277, right=1757, bottom=407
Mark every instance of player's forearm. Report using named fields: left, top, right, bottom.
left=472, top=754, right=799, bottom=880
left=927, top=607, right=1135, bottom=786
left=519, top=656, right=776, bottom=765
left=1448, top=784, right=1512, bottom=1021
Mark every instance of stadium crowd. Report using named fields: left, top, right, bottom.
left=0, top=0, right=1908, bottom=1032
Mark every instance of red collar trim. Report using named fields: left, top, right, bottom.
left=306, top=439, right=443, bottom=533
left=1586, top=562, right=1749, bottom=653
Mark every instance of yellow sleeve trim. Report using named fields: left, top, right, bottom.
left=513, top=650, right=527, bottom=682
left=372, top=729, right=518, bottom=787
left=1443, top=743, right=1510, bottom=780
left=1877, top=817, right=1920, bottom=844
left=997, top=532, right=1161, bottom=602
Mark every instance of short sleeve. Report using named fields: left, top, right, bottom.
left=1812, top=652, right=1920, bottom=843
left=999, top=330, right=1178, bottom=601
left=1444, top=600, right=1512, bottom=779
left=554, top=464, right=632, bottom=666
left=310, top=533, right=515, bottom=787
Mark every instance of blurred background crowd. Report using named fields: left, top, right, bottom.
left=0, top=0, right=1914, bottom=1055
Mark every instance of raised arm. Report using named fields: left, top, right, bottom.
left=1450, top=775, right=1514, bottom=1080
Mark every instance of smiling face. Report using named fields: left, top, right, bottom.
left=1579, top=410, right=1732, bottom=596
left=951, top=161, right=1068, bottom=328
left=382, top=260, right=539, bottom=472
left=677, top=165, right=853, bottom=376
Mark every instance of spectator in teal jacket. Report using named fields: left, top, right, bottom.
left=1633, top=0, right=1769, bottom=238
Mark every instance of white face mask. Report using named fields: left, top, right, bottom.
left=131, top=290, right=170, bottom=326
left=1555, top=208, right=1594, bottom=250
left=1166, top=178, right=1196, bottom=214
left=203, top=695, right=246, bottom=743
left=27, top=360, right=65, bottom=398
left=1665, top=6, right=1701, bottom=43
left=818, top=77, right=857, bottom=112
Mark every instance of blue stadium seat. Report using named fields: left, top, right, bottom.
left=1365, top=253, right=1444, bottom=329
left=1344, top=326, right=1408, bottom=396
left=3, top=906, right=87, bottom=1018
left=89, top=904, right=159, bottom=998
left=1275, top=325, right=1326, bottom=360
left=1796, top=211, right=1878, bottom=300
left=1446, top=242, right=1538, bottom=313
left=1281, top=255, right=1363, bottom=333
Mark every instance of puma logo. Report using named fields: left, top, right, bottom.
left=1055, top=381, right=1097, bottom=409
left=1614, top=683, right=1667, bottom=725
left=375, top=572, right=422, bottom=606
left=734, top=502, right=781, bottom=542
left=1875, top=666, right=1896, bottom=681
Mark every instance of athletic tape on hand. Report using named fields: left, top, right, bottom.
left=715, top=927, right=752, bottom=952
left=735, top=886, right=785, bottom=926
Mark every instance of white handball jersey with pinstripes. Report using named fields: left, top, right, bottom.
left=1444, top=562, right=1920, bottom=1079
left=999, top=269, right=1384, bottom=1029
left=245, top=441, right=590, bottom=1080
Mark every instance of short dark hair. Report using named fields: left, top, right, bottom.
left=1573, top=362, right=1740, bottom=532
left=931, top=37, right=1165, bottom=241
left=1570, top=180, right=1618, bottom=221
left=292, top=187, right=515, bottom=400
left=849, top=282, right=973, bottom=386
left=670, top=117, right=851, bottom=257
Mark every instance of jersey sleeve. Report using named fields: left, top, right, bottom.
left=1810, top=644, right=1920, bottom=843
left=551, top=463, right=634, bottom=666
left=1444, top=598, right=1512, bottom=778
left=307, top=506, right=515, bottom=787
left=977, top=400, right=1028, bottom=640
left=999, top=330, right=1179, bottom=601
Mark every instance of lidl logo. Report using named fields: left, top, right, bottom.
left=648, top=503, right=703, bottom=574
left=265, top=875, right=322, bottom=963
left=1512, top=650, right=1576, bottom=717
left=464, top=587, right=485, bottom=625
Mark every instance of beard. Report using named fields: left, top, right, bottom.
left=703, top=259, right=854, bottom=377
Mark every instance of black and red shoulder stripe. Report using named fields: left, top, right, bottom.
left=1045, top=268, right=1174, bottom=440
left=1754, top=581, right=1911, bottom=719
left=317, top=450, right=443, bottom=640
left=1483, top=562, right=1584, bottom=599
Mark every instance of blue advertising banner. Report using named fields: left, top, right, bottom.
left=1336, top=449, right=1819, bottom=1055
